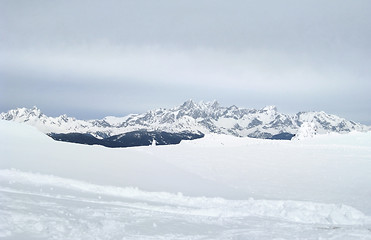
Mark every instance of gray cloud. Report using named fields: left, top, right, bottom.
left=1, top=0, right=370, bottom=124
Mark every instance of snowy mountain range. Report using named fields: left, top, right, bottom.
left=1, top=100, right=369, bottom=142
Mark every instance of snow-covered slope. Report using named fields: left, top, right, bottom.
left=1, top=120, right=371, bottom=239
left=292, top=122, right=318, bottom=140
left=1, top=100, right=369, bottom=139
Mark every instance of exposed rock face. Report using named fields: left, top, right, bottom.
left=1, top=100, right=369, bottom=140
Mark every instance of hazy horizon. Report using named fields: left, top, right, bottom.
left=1, top=0, right=370, bottom=124
left=2, top=99, right=371, bottom=126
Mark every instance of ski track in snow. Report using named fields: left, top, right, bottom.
left=1, top=169, right=371, bottom=240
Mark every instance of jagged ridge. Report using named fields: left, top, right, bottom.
left=1, top=100, right=369, bottom=140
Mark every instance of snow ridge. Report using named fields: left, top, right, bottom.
left=1, top=100, right=369, bottom=139
left=0, top=169, right=368, bottom=226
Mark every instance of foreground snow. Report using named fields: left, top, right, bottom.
left=1, top=120, right=371, bottom=239
left=1, top=169, right=370, bottom=239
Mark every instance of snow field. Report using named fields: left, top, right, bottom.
left=0, top=169, right=368, bottom=226
left=1, top=170, right=371, bottom=240
left=1, top=120, right=371, bottom=239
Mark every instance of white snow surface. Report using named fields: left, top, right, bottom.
left=292, top=122, right=318, bottom=140
left=1, top=120, right=371, bottom=239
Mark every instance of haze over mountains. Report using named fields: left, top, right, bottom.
left=1, top=100, right=369, bottom=149
left=1, top=100, right=369, bottom=138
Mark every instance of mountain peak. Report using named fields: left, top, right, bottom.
left=198, top=100, right=220, bottom=109
left=1, top=102, right=369, bottom=139
left=181, top=99, right=196, bottom=109
left=16, top=106, right=42, bottom=116
left=209, top=100, right=220, bottom=109
left=262, top=105, right=277, bottom=112
left=31, top=106, right=42, bottom=115
left=0, top=106, right=44, bottom=121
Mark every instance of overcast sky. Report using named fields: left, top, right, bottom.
left=1, top=0, right=370, bottom=124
